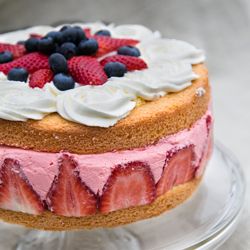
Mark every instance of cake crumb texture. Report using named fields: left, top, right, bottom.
left=0, top=176, right=202, bottom=231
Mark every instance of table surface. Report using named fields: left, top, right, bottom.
left=0, top=0, right=249, bottom=249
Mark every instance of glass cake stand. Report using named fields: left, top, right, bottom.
left=12, top=141, right=245, bottom=250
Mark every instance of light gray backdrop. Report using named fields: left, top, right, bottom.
left=0, top=0, right=249, bottom=249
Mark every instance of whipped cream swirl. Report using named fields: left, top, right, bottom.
left=0, top=81, right=57, bottom=121
left=57, top=84, right=136, bottom=127
left=109, top=60, right=199, bottom=100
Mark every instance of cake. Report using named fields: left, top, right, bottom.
left=0, top=22, right=213, bottom=231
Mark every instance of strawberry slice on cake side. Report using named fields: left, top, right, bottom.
left=99, top=161, right=156, bottom=214
left=0, top=158, right=46, bottom=215
left=46, top=153, right=98, bottom=217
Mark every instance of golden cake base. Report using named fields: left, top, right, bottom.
left=0, top=176, right=202, bottom=231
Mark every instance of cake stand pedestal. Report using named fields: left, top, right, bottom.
left=15, top=142, right=246, bottom=250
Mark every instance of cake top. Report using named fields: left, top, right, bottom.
left=0, top=22, right=205, bottom=127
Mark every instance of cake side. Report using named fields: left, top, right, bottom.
left=0, top=63, right=209, bottom=154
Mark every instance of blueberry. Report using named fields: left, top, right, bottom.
left=45, top=31, right=64, bottom=45
left=60, top=26, right=77, bottom=44
left=74, top=26, right=87, bottom=44
left=59, top=42, right=77, bottom=60
left=7, top=67, right=29, bottom=82
left=0, top=51, right=14, bottom=64
left=49, top=53, right=68, bottom=74
left=53, top=73, right=75, bottom=91
left=37, top=37, right=56, bottom=54
left=25, top=37, right=39, bottom=53
left=78, top=38, right=98, bottom=56
left=118, top=46, right=141, bottom=57
left=94, top=30, right=111, bottom=36
left=104, top=62, right=127, bottom=78
left=17, top=41, right=25, bottom=45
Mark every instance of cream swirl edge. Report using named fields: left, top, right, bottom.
left=0, top=22, right=205, bottom=127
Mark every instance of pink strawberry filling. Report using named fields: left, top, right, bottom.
left=0, top=103, right=213, bottom=215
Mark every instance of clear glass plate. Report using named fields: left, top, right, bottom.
left=11, top=141, right=246, bottom=250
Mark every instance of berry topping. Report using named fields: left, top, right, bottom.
left=7, top=67, right=29, bottom=82
left=0, top=43, right=27, bottom=59
left=93, top=36, right=139, bottom=57
left=0, top=158, right=46, bottom=215
left=46, top=153, right=97, bottom=216
left=45, top=31, right=64, bottom=45
left=74, top=26, right=87, bottom=44
left=0, top=51, right=14, bottom=64
left=49, top=53, right=68, bottom=74
left=29, top=34, right=43, bottom=39
left=94, top=30, right=111, bottom=36
left=99, top=161, right=156, bottom=213
left=0, top=52, right=50, bottom=74
left=83, top=28, right=92, bottom=38
left=60, top=26, right=77, bottom=44
left=68, top=56, right=108, bottom=85
left=53, top=73, right=75, bottom=91
left=29, top=69, right=54, bottom=89
left=100, top=55, right=148, bottom=71
left=37, top=37, right=56, bottom=55
left=78, top=38, right=98, bottom=56
left=118, top=45, right=141, bottom=57
left=59, top=42, right=77, bottom=60
left=156, top=146, right=195, bottom=198
left=25, top=37, right=39, bottom=53
left=104, top=62, right=127, bottom=78
left=17, top=41, right=25, bottom=45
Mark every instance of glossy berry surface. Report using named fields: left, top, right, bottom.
left=53, top=73, right=75, bottom=91
left=78, top=38, right=98, bottom=56
left=0, top=51, right=14, bottom=64
left=94, top=30, right=111, bottom=36
left=74, top=27, right=87, bottom=44
left=49, top=53, right=68, bottom=74
left=59, top=42, right=77, bottom=60
left=61, top=26, right=77, bottom=44
left=45, top=31, right=64, bottom=45
left=104, top=62, right=127, bottom=78
left=118, top=45, right=141, bottom=57
left=7, top=67, right=29, bottom=82
left=37, top=37, right=56, bottom=54
left=25, top=37, right=39, bottom=53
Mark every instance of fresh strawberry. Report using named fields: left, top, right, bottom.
left=83, top=28, right=92, bottom=38
left=0, top=52, right=50, bottom=74
left=29, top=69, right=54, bottom=89
left=99, top=161, right=156, bottom=214
left=68, top=56, right=108, bottom=85
left=0, top=158, right=46, bottom=215
left=93, top=36, right=139, bottom=57
left=100, top=55, right=148, bottom=71
left=195, top=116, right=213, bottom=178
left=0, top=43, right=27, bottom=59
left=29, top=34, right=43, bottom=39
left=46, top=153, right=97, bottom=217
left=156, top=145, right=195, bottom=198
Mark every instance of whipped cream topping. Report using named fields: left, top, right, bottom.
left=0, top=81, right=57, bottom=121
left=0, top=22, right=205, bottom=127
left=57, top=84, right=136, bottom=127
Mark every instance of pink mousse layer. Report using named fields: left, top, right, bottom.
left=0, top=104, right=212, bottom=200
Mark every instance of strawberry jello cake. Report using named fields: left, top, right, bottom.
left=0, top=22, right=213, bottom=231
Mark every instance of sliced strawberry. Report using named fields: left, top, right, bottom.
left=29, top=69, right=54, bottom=88
left=46, top=153, right=97, bottom=217
left=99, top=161, right=156, bottom=214
left=156, top=145, right=195, bottom=198
left=100, top=55, right=148, bottom=71
left=29, top=34, right=43, bottom=39
left=83, top=28, right=92, bottom=38
left=93, top=36, right=139, bottom=58
left=68, top=56, right=108, bottom=85
left=0, top=52, right=50, bottom=74
left=0, top=43, right=27, bottom=59
left=0, top=158, right=46, bottom=215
